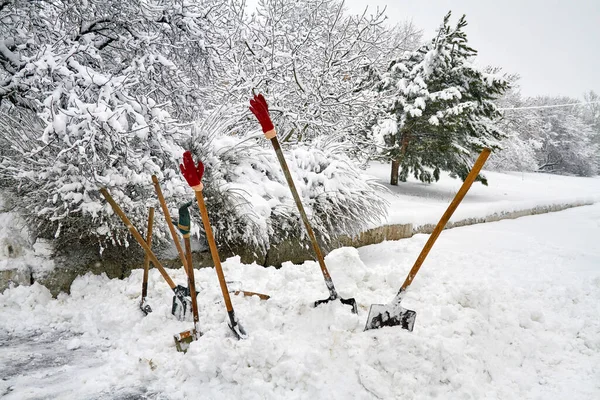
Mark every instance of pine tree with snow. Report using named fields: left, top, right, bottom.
left=366, top=12, right=509, bottom=185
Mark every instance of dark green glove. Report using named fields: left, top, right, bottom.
left=173, top=201, right=193, bottom=238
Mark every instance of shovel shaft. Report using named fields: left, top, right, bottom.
left=398, top=148, right=491, bottom=293
left=100, top=188, right=176, bottom=290
left=152, top=176, right=191, bottom=277
left=270, top=137, right=338, bottom=298
left=142, top=207, right=155, bottom=298
left=194, top=190, right=234, bottom=313
left=184, top=237, right=200, bottom=325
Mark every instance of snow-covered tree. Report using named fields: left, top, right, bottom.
left=363, top=12, right=509, bottom=185
left=0, top=0, right=390, bottom=254
left=208, top=0, right=421, bottom=144
left=486, top=82, right=541, bottom=172
left=490, top=86, right=599, bottom=176
left=531, top=97, right=597, bottom=176
left=0, top=0, right=230, bottom=248
left=581, top=91, right=600, bottom=170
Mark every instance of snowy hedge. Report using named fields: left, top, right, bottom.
left=182, top=115, right=388, bottom=255
left=0, top=0, right=389, bottom=258
left=0, top=108, right=387, bottom=255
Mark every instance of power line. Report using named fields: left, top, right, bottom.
left=498, top=100, right=600, bottom=111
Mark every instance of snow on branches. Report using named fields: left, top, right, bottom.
left=0, top=0, right=224, bottom=248
left=209, top=0, right=421, bottom=144
left=183, top=113, right=387, bottom=256
left=363, top=12, right=510, bottom=185
left=490, top=89, right=599, bottom=176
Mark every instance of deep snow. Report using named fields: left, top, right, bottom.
left=365, top=163, right=600, bottom=227
left=1, top=204, right=599, bottom=399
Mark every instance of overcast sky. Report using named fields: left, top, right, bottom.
left=343, top=0, right=599, bottom=99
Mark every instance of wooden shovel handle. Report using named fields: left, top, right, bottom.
left=184, top=236, right=200, bottom=325
left=399, top=148, right=491, bottom=292
left=141, top=207, right=155, bottom=298
left=151, top=175, right=191, bottom=277
left=270, top=137, right=337, bottom=295
left=100, top=188, right=176, bottom=290
left=194, top=190, right=234, bottom=312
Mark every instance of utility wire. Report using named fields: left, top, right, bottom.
left=498, top=100, right=600, bottom=111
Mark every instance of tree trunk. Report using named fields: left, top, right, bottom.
left=390, top=159, right=400, bottom=186
left=390, top=133, right=410, bottom=186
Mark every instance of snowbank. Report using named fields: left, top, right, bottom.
left=365, top=162, right=600, bottom=228
left=0, top=197, right=54, bottom=291
left=1, top=204, right=599, bottom=399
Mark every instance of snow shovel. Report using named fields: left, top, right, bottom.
left=249, top=93, right=357, bottom=314
left=364, top=148, right=492, bottom=332
left=180, top=152, right=247, bottom=340
left=140, top=207, right=154, bottom=315
left=151, top=176, right=198, bottom=320
left=173, top=203, right=202, bottom=352
left=99, top=188, right=192, bottom=321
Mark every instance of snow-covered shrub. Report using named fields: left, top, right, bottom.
left=0, top=0, right=388, bottom=256
left=185, top=114, right=388, bottom=255
left=0, top=0, right=230, bottom=249
left=1, top=102, right=387, bottom=255
left=0, top=57, right=187, bottom=248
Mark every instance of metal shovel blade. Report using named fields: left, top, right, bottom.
left=227, top=310, right=248, bottom=340
left=364, top=303, right=417, bottom=332
left=140, top=298, right=152, bottom=315
left=174, top=328, right=201, bottom=353
left=314, top=296, right=359, bottom=314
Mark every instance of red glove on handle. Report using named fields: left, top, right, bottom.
left=249, top=94, right=276, bottom=139
left=180, top=150, right=205, bottom=192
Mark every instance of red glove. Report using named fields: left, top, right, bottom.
left=249, top=94, right=276, bottom=139
left=180, top=150, right=205, bottom=191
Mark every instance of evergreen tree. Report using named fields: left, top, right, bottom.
left=366, top=12, right=509, bottom=185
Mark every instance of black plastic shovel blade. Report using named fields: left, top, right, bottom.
left=171, top=284, right=201, bottom=321
left=227, top=310, right=248, bottom=340
left=364, top=303, right=417, bottom=331
left=171, top=295, right=190, bottom=321
left=314, top=296, right=359, bottom=314
left=171, top=285, right=192, bottom=321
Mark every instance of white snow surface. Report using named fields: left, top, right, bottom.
left=1, top=204, right=600, bottom=399
left=365, top=162, right=600, bottom=228
left=0, top=197, right=53, bottom=274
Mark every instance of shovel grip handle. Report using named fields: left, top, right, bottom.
left=400, top=148, right=491, bottom=292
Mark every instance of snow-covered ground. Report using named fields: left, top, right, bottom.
left=2, top=167, right=599, bottom=278
left=1, top=204, right=599, bottom=399
left=365, top=163, right=600, bottom=227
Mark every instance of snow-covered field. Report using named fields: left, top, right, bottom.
left=365, top=163, right=600, bottom=227
left=1, top=203, right=599, bottom=399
